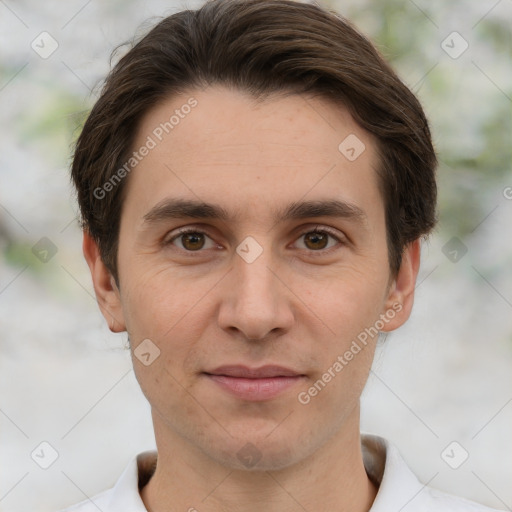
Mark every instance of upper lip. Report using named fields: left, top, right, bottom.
left=204, top=365, right=304, bottom=378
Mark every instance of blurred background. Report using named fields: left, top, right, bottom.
left=0, top=0, right=511, bottom=510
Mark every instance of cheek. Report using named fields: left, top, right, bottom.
left=295, top=335, right=376, bottom=441
left=120, top=268, right=216, bottom=385
left=306, top=267, right=389, bottom=342
left=297, top=287, right=380, bottom=420
left=119, top=262, right=205, bottom=338
left=296, top=267, right=388, bottom=407
left=125, top=285, right=209, bottom=419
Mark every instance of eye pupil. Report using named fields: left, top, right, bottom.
left=182, top=233, right=205, bottom=250
left=304, top=232, right=328, bottom=250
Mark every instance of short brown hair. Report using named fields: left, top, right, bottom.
left=71, top=0, right=437, bottom=284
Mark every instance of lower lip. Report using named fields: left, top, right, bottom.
left=205, top=374, right=304, bottom=401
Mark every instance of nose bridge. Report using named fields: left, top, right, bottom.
left=217, top=234, right=293, bottom=340
left=234, top=234, right=278, bottom=305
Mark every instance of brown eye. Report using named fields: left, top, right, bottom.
left=181, top=232, right=205, bottom=251
left=166, top=229, right=216, bottom=252
left=303, top=231, right=329, bottom=250
left=293, top=228, right=343, bottom=253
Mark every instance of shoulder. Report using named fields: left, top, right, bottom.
left=57, top=450, right=156, bottom=512
left=418, top=486, right=504, bottom=511
left=361, top=434, right=505, bottom=512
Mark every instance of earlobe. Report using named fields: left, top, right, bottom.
left=82, top=230, right=126, bottom=332
left=380, top=239, right=421, bottom=332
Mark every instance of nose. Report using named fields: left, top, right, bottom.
left=217, top=240, right=295, bottom=341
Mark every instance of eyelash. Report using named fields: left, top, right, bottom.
left=164, top=226, right=345, bottom=256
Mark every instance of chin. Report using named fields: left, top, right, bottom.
left=209, top=429, right=309, bottom=472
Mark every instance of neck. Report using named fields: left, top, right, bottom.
left=141, top=409, right=377, bottom=512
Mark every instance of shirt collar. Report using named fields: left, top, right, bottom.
left=361, top=433, right=426, bottom=510
left=106, top=451, right=156, bottom=512
left=106, top=434, right=425, bottom=511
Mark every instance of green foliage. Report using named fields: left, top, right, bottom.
left=16, top=82, right=90, bottom=167
left=3, top=241, right=43, bottom=272
left=328, top=0, right=511, bottom=241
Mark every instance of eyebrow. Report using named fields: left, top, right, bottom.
left=142, top=198, right=367, bottom=227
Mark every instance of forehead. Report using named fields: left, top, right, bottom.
left=136, top=86, right=371, bottom=160
left=122, top=86, right=382, bottom=226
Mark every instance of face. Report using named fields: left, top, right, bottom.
left=85, top=86, right=419, bottom=471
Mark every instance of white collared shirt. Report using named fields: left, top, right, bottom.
left=60, top=434, right=503, bottom=512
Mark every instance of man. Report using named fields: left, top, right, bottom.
left=63, top=0, right=502, bottom=510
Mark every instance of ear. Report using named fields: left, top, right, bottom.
left=82, top=230, right=126, bottom=333
left=380, top=239, right=421, bottom=332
